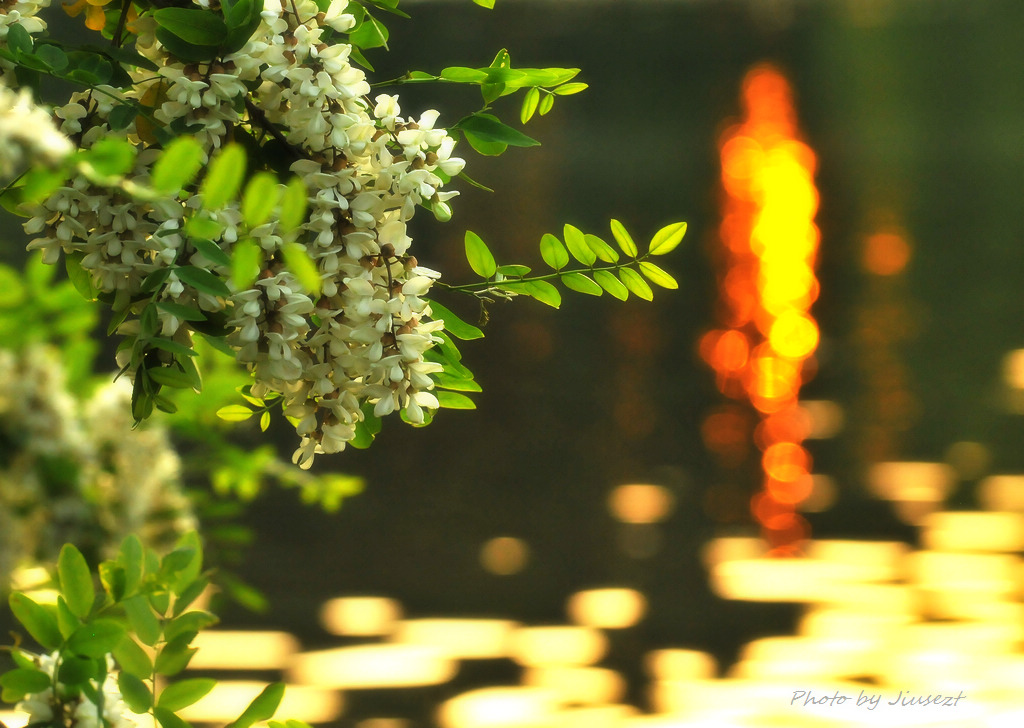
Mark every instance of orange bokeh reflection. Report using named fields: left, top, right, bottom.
left=703, top=63, right=822, bottom=551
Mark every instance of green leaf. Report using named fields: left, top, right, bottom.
left=649, top=221, right=688, bottom=255
left=349, top=13, right=389, bottom=50
left=278, top=177, right=308, bottom=232
left=553, top=82, right=588, bottom=95
left=156, top=301, right=207, bottom=322
left=153, top=8, right=229, bottom=45
left=618, top=267, right=654, bottom=300
left=462, top=131, right=507, bottom=156
left=539, top=233, right=569, bottom=270
left=155, top=706, right=194, bottom=728
left=222, top=0, right=263, bottom=54
left=200, top=143, right=246, bottom=209
left=610, top=219, right=638, bottom=257
left=520, top=87, right=540, bottom=124
left=59, top=544, right=95, bottom=619
left=173, top=576, right=210, bottom=618
left=525, top=280, right=561, bottom=308
left=428, top=300, right=484, bottom=340
left=226, top=682, right=285, bottom=728
left=30, top=43, right=66, bottom=69
left=186, top=216, right=225, bottom=242
left=0, top=668, right=51, bottom=699
left=593, top=269, right=628, bottom=300
left=563, top=224, right=595, bottom=265
left=456, top=113, right=540, bottom=148
left=433, top=372, right=482, bottom=392
left=119, top=535, right=144, bottom=593
left=108, top=104, right=138, bottom=132
left=260, top=410, right=271, bottom=432
left=123, top=594, right=162, bottom=646
left=282, top=242, right=321, bottom=294
left=165, top=611, right=217, bottom=644
left=560, top=271, right=602, bottom=296
left=119, top=672, right=153, bottom=713
left=539, top=93, right=555, bottom=115
left=57, top=655, right=99, bottom=685
left=175, top=265, right=231, bottom=297
left=64, top=253, right=97, bottom=301
left=217, top=404, right=255, bottom=422
left=464, top=230, right=497, bottom=278
left=152, top=137, right=204, bottom=194
left=56, top=597, right=82, bottom=639
left=158, top=678, right=217, bottom=712
left=439, top=66, right=487, bottom=83
left=496, top=264, right=531, bottom=277
left=148, top=366, right=196, bottom=389
left=241, top=172, right=280, bottom=228
left=638, top=261, right=678, bottom=289
left=154, top=633, right=198, bottom=676
left=147, top=337, right=198, bottom=359
left=113, top=637, right=154, bottom=679
left=190, top=236, right=232, bottom=268
left=5, top=23, right=33, bottom=56
left=67, top=620, right=126, bottom=658
left=9, top=592, right=62, bottom=650
left=584, top=233, right=619, bottom=263
left=231, top=238, right=263, bottom=291
left=99, top=562, right=127, bottom=602
left=472, top=0, right=495, bottom=7
left=436, top=391, right=476, bottom=409
left=83, top=138, right=137, bottom=179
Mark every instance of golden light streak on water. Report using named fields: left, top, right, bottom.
left=701, top=64, right=822, bottom=552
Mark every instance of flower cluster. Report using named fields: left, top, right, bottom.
left=0, top=346, right=195, bottom=589
left=0, top=0, right=50, bottom=84
left=16, top=652, right=135, bottom=728
left=0, top=84, right=72, bottom=178
left=24, top=0, right=465, bottom=467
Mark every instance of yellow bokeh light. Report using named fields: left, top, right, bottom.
left=479, top=536, right=530, bottom=575
left=319, top=596, right=403, bottom=636
left=509, top=626, right=608, bottom=667
left=607, top=484, right=675, bottom=524
left=187, top=631, right=299, bottom=671
left=288, top=644, right=457, bottom=689
left=566, top=588, right=647, bottom=629
left=392, top=618, right=519, bottom=660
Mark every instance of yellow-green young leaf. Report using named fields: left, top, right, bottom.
left=525, top=280, right=561, bottom=308
left=152, top=137, right=204, bottom=194
left=563, top=224, right=595, bottom=265
left=260, top=410, right=271, bottom=432
left=200, top=143, right=246, bottom=209
left=464, top=230, right=497, bottom=278
left=232, top=238, right=263, bottom=291
left=217, top=404, right=254, bottom=422
left=282, top=242, right=322, bottom=295
left=560, top=271, right=602, bottom=296
left=436, top=391, right=476, bottom=409
left=618, top=267, right=654, bottom=300
left=472, top=0, right=495, bottom=7
left=639, top=261, right=678, bottom=289
left=584, top=233, right=619, bottom=263
left=538, top=93, right=554, bottom=115
left=593, top=269, right=628, bottom=300
left=552, top=82, right=588, bottom=95
left=610, top=219, right=638, bottom=257
left=649, top=221, right=688, bottom=255
left=278, top=177, right=308, bottom=233
left=520, top=87, right=540, bottom=124
left=539, top=233, right=569, bottom=270
left=58, top=544, right=94, bottom=619
left=241, top=172, right=280, bottom=228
